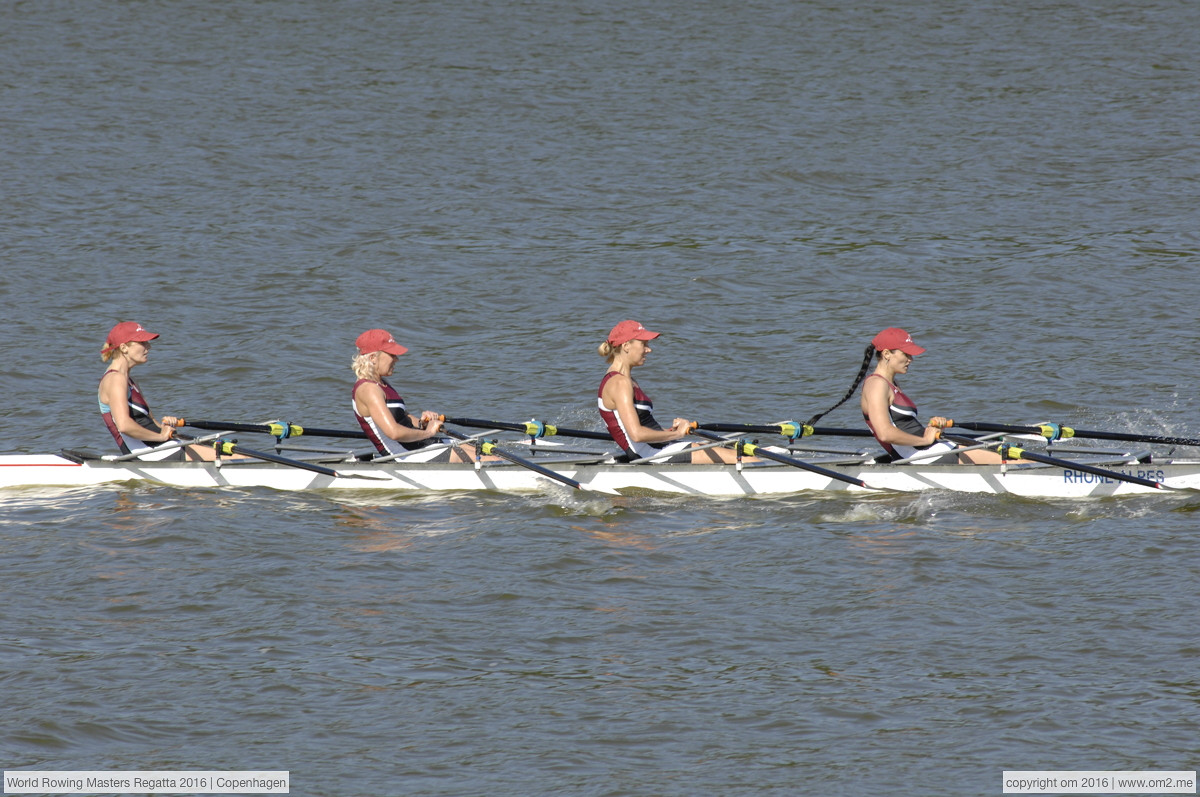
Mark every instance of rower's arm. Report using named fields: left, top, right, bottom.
left=603, top=373, right=689, bottom=444
left=99, top=372, right=172, bottom=442
left=862, top=378, right=940, bottom=447
left=355, top=383, right=441, bottom=443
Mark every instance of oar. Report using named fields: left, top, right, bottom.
left=441, top=416, right=613, bottom=442
left=104, top=431, right=232, bottom=462
left=953, top=420, right=1200, bottom=448
left=689, top=429, right=877, bottom=490
left=941, top=433, right=1167, bottom=491
left=371, top=427, right=500, bottom=463
left=174, top=433, right=390, bottom=482
left=440, top=427, right=620, bottom=496
left=182, top=419, right=368, bottom=440
left=698, top=421, right=876, bottom=439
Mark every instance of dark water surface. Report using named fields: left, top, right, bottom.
left=2, top=1, right=1198, bottom=794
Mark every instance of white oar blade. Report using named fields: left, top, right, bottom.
left=336, top=471, right=395, bottom=482
left=580, top=482, right=622, bottom=496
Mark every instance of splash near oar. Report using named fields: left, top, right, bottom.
left=953, top=421, right=1200, bottom=448
left=689, top=429, right=876, bottom=490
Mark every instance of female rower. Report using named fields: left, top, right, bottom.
left=597, top=320, right=746, bottom=464
left=351, top=328, right=472, bottom=462
left=98, top=321, right=224, bottom=461
left=806, top=327, right=1010, bottom=465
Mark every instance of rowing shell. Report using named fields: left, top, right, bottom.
left=2, top=453, right=1198, bottom=497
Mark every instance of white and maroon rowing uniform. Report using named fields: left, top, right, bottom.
left=862, top=374, right=956, bottom=463
left=98, top=372, right=179, bottom=460
left=598, top=371, right=689, bottom=460
left=352, top=378, right=449, bottom=460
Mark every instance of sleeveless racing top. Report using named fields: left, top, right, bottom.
left=862, top=374, right=928, bottom=459
left=98, top=372, right=162, bottom=454
left=353, top=378, right=427, bottom=455
left=598, top=371, right=666, bottom=458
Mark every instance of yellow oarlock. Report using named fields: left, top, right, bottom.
left=520, top=421, right=558, bottom=438
left=1039, top=424, right=1075, bottom=440
left=777, top=422, right=814, bottom=439
left=480, top=441, right=499, bottom=456
left=267, top=422, right=304, bottom=439
left=1000, top=444, right=1026, bottom=460
left=738, top=440, right=760, bottom=456
left=213, top=441, right=238, bottom=456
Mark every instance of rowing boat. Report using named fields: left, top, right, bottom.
left=2, top=448, right=1197, bottom=497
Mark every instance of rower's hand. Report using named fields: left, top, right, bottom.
left=670, top=418, right=693, bottom=438
left=418, top=410, right=440, bottom=428
left=424, top=416, right=444, bottom=436
left=923, top=426, right=943, bottom=444
left=159, top=416, right=180, bottom=441
left=928, top=416, right=953, bottom=429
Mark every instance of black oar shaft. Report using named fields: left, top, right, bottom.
left=225, top=444, right=341, bottom=478
left=185, top=420, right=368, bottom=440
left=442, top=417, right=612, bottom=441
left=690, top=430, right=869, bottom=489
left=1018, top=450, right=1162, bottom=490
left=698, top=423, right=875, bottom=439
left=298, top=427, right=368, bottom=439
left=441, top=428, right=590, bottom=492
left=957, top=421, right=1200, bottom=448
left=176, top=432, right=344, bottom=478
left=185, top=420, right=276, bottom=434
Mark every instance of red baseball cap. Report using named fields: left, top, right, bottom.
left=607, top=320, right=661, bottom=347
left=356, top=329, right=409, bottom=356
left=103, top=321, right=159, bottom=355
left=872, top=327, right=926, bottom=356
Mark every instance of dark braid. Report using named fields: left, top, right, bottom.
left=804, top=343, right=876, bottom=427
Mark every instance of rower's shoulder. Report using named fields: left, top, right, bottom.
left=353, top=378, right=384, bottom=398
left=98, top=368, right=127, bottom=391
left=602, top=370, right=633, bottom=389
left=861, top=374, right=892, bottom=402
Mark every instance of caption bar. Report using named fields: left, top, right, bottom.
left=3, top=771, right=288, bottom=794
left=1004, top=771, right=1196, bottom=794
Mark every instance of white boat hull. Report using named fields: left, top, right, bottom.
left=1, top=454, right=1196, bottom=498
